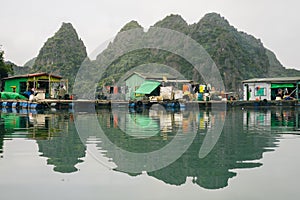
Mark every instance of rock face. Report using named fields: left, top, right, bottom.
left=32, top=22, right=87, bottom=89
left=96, top=13, right=300, bottom=92
left=119, top=20, right=143, bottom=33
left=188, top=13, right=270, bottom=91
left=18, top=13, right=299, bottom=93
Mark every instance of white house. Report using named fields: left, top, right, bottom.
left=242, top=77, right=300, bottom=101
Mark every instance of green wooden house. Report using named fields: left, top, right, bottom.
left=2, top=72, right=65, bottom=98
left=124, top=72, right=191, bottom=100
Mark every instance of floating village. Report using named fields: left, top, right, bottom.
left=2, top=7, right=300, bottom=199
left=1, top=71, right=300, bottom=111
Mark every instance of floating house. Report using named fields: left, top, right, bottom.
left=2, top=72, right=67, bottom=99
left=124, top=72, right=191, bottom=100
left=242, top=77, right=300, bottom=101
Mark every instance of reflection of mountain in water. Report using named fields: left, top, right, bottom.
left=97, top=109, right=179, bottom=153
left=37, top=113, right=86, bottom=173
left=1, top=108, right=298, bottom=184
left=0, top=110, right=86, bottom=173
left=93, top=108, right=280, bottom=189
left=148, top=109, right=278, bottom=189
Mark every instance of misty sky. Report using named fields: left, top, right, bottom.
left=1, top=0, right=299, bottom=69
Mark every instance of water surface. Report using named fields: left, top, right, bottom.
left=0, top=107, right=299, bottom=200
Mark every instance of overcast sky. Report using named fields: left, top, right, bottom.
left=1, top=0, right=299, bottom=69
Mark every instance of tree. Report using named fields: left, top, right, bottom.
left=0, top=48, right=13, bottom=89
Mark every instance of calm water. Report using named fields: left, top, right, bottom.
left=0, top=106, right=300, bottom=200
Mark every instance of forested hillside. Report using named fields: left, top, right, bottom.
left=96, top=13, right=300, bottom=92
left=31, top=23, right=87, bottom=89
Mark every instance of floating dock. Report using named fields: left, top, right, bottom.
left=1, top=99, right=300, bottom=111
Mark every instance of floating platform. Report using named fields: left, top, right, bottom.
left=1, top=99, right=300, bottom=110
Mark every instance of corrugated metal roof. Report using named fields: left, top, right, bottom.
left=242, top=77, right=300, bottom=83
left=2, top=72, right=62, bottom=80
left=124, top=71, right=192, bottom=82
left=136, top=72, right=177, bottom=80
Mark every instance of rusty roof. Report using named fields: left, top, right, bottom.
left=2, top=72, right=62, bottom=80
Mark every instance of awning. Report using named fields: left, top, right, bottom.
left=271, top=83, right=295, bottom=89
left=135, top=81, right=161, bottom=94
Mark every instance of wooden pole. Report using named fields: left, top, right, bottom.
left=33, top=76, right=36, bottom=90
left=297, top=82, right=299, bottom=100
left=49, top=74, right=51, bottom=98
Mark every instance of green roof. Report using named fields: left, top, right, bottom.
left=135, top=81, right=161, bottom=94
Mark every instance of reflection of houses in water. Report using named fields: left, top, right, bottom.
left=198, top=111, right=211, bottom=131
left=109, top=109, right=185, bottom=140
left=36, top=113, right=86, bottom=173
left=147, top=109, right=276, bottom=189
left=1, top=111, right=66, bottom=140
left=0, top=111, right=86, bottom=173
left=109, top=110, right=161, bottom=139
left=149, top=109, right=183, bottom=140
left=108, top=108, right=215, bottom=140
left=111, top=108, right=209, bottom=140
left=243, top=110, right=271, bottom=133
left=89, top=109, right=279, bottom=190
left=271, top=109, right=299, bottom=133
left=243, top=108, right=300, bottom=133
left=149, top=110, right=173, bottom=133
left=0, top=109, right=55, bottom=139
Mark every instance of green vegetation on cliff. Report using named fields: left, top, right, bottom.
left=32, top=23, right=87, bottom=89
left=189, top=13, right=270, bottom=91
left=96, top=13, right=300, bottom=92
left=14, top=13, right=299, bottom=93
left=119, top=20, right=143, bottom=32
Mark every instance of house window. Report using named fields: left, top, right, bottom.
left=255, top=87, right=266, bottom=96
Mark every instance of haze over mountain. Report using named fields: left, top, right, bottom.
left=97, top=13, right=300, bottom=92
left=11, top=13, right=300, bottom=92
left=28, top=23, right=87, bottom=89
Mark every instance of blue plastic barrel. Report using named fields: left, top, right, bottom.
left=2, top=102, right=8, bottom=107
left=22, top=102, right=28, bottom=108
left=30, top=103, right=43, bottom=109
left=30, top=103, right=38, bottom=109
left=12, top=102, right=19, bottom=108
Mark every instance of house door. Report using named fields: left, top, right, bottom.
left=246, top=85, right=250, bottom=101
